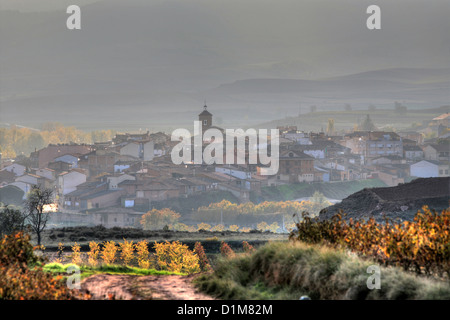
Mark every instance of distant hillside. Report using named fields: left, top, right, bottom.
left=319, top=177, right=450, bottom=222
left=205, top=68, right=450, bottom=113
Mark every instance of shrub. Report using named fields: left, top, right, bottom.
left=220, top=241, right=235, bottom=258
left=256, top=222, right=269, bottom=232
left=88, top=241, right=100, bottom=266
left=71, top=242, right=82, bottom=265
left=197, top=223, right=212, bottom=231
left=242, top=241, right=255, bottom=253
left=101, top=241, right=117, bottom=265
left=194, top=242, right=212, bottom=272
left=119, top=239, right=134, bottom=266
left=0, top=232, right=40, bottom=268
left=290, top=207, right=450, bottom=277
left=140, top=208, right=181, bottom=231
left=153, top=241, right=200, bottom=274
left=211, top=224, right=225, bottom=232
left=135, top=240, right=151, bottom=269
left=0, top=232, right=88, bottom=300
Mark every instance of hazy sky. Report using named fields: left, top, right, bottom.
left=0, top=0, right=100, bottom=12
left=1, top=0, right=449, bottom=130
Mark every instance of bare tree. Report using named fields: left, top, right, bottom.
left=24, top=185, right=53, bottom=246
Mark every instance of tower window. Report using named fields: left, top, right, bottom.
left=203, top=120, right=208, bottom=125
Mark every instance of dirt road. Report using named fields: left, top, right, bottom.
left=81, top=274, right=215, bottom=300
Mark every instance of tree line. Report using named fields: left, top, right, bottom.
left=0, top=122, right=115, bottom=158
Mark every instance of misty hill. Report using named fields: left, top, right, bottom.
left=319, top=177, right=450, bottom=223
left=204, top=68, right=450, bottom=110
left=1, top=0, right=449, bottom=131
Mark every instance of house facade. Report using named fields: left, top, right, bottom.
left=58, top=170, right=87, bottom=195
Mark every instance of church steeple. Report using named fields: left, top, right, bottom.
left=199, top=103, right=213, bottom=131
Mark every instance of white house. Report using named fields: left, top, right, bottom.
left=1, top=163, right=26, bottom=176
left=120, top=141, right=154, bottom=161
left=58, top=170, right=87, bottom=195
left=215, top=165, right=251, bottom=180
left=410, top=160, right=439, bottom=178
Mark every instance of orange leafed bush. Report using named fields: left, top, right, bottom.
left=88, top=241, right=100, bottom=266
left=220, top=241, right=235, bottom=258
left=242, top=241, right=255, bottom=253
left=153, top=241, right=200, bottom=274
left=119, top=239, right=134, bottom=266
left=71, top=242, right=82, bottom=265
left=101, top=241, right=117, bottom=265
left=140, top=208, right=181, bottom=230
left=0, top=232, right=89, bottom=300
left=135, top=240, right=151, bottom=269
left=194, top=242, right=212, bottom=272
left=290, top=207, right=450, bottom=277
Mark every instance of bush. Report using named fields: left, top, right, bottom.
left=194, top=242, right=212, bottom=272
left=220, top=241, right=235, bottom=258
left=0, top=232, right=40, bottom=268
left=135, top=240, right=151, bottom=269
left=71, top=242, right=82, bottom=265
left=290, top=207, right=450, bottom=277
left=101, top=241, right=118, bottom=265
left=140, top=208, right=181, bottom=231
left=153, top=241, right=200, bottom=274
left=119, top=239, right=134, bottom=266
left=0, top=232, right=88, bottom=300
left=88, top=241, right=100, bottom=266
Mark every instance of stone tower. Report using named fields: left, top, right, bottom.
left=198, top=104, right=212, bottom=132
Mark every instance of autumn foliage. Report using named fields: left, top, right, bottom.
left=220, top=241, right=235, bottom=258
left=140, top=208, right=181, bottom=230
left=290, top=207, right=450, bottom=277
left=153, top=241, right=200, bottom=274
left=194, top=242, right=212, bottom=272
left=0, top=232, right=87, bottom=300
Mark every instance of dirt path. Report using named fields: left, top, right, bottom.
left=81, top=274, right=215, bottom=300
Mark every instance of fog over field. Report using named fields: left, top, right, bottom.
left=0, top=0, right=449, bottom=131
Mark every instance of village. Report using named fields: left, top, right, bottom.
left=0, top=106, right=449, bottom=229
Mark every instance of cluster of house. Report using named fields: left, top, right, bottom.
left=0, top=108, right=448, bottom=218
